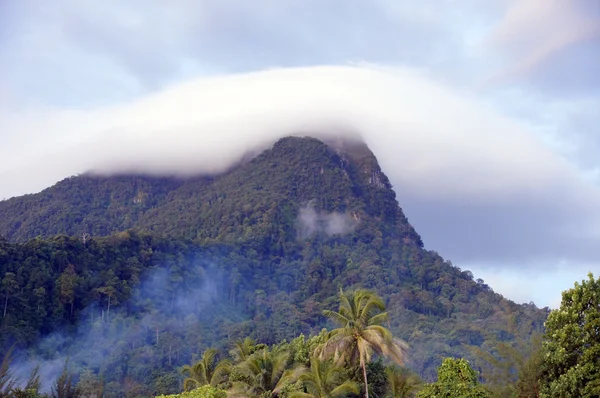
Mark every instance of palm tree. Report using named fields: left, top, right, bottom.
left=384, top=366, right=421, bottom=398
left=291, top=357, right=359, bottom=398
left=317, top=289, right=408, bottom=398
left=229, top=348, right=302, bottom=398
left=182, top=348, right=231, bottom=391
left=230, top=337, right=266, bottom=364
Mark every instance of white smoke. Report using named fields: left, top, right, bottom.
left=297, top=202, right=358, bottom=239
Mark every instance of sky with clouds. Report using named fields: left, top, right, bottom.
left=0, top=0, right=599, bottom=308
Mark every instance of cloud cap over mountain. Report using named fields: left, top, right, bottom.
left=1, top=65, right=599, bottom=278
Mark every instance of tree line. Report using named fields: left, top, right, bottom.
left=2, top=276, right=599, bottom=397
left=0, top=229, right=548, bottom=389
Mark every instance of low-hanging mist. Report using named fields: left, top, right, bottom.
left=297, top=202, right=358, bottom=239
left=10, top=261, right=228, bottom=394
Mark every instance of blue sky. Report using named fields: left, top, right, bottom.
left=0, top=0, right=599, bottom=308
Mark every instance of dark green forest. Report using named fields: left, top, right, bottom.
left=2, top=136, right=584, bottom=397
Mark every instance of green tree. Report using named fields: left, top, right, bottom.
left=20, top=365, right=43, bottom=397
left=0, top=347, right=44, bottom=398
left=57, top=264, right=80, bottom=319
left=384, top=366, right=421, bottom=398
left=540, top=273, right=600, bottom=397
left=230, top=337, right=266, bottom=364
left=290, top=357, right=359, bottom=398
left=182, top=349, right=231, bottom=391
left=51, top=362, right=82, bottom=398
left=515, top=335, right=543, bottom=398
left=95, top=285, right=118, bottom=322
left=76, top=369, right=104, bottom=398
left=318, top=289, right=408, bottom=398
left=417, top=358, right=490, bottom=398
left=1, top=272, right=18, bottom=318
left=474, top=333, right=544, bottom=397
left=229, top=349, right=301, bottom=398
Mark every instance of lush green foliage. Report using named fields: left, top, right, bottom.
left=0, top=174, right=185, bottom=241
left=515, top=339, right=544, bottom=398
left=417, top=358, right=490, bottom=398
left=384, top=366, right=421, bottom=398
left=473, top=333, right=543, bottom=397
left=0, top=137, right=550, bottom=396
left=0, top=285, right=585, bottom=398
left=291, top=357, right=359, bottom=398
left=182, top=349, right=231, bottom=391
left=540, top=273, right=600, bottom=397
left=228, top=348, right=300, bottom=398
left=156, top=384, right=227, bottom=398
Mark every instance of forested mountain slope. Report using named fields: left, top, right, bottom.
left=0, top=137, right=420, bottom=246
left=0, top=136, right=549, bottom=395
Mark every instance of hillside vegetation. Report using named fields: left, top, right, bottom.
left=0, top=137, right=549, bottom=396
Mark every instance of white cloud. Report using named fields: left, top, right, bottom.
left=297, top=203, right=358, bottom=239
left=469, top=261, right=595, bottom=308
left=483, top=0, right=600, bottom=95
left=1, top=65, right=599, bottom=276
left=0, top=66, right=578, bottom=193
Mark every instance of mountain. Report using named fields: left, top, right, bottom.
left=0, top=136, right=548, bottom=394
left=0, top=137, right=421, bottom=247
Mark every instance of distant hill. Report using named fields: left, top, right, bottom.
left=0, top=136, right=548, bottom=388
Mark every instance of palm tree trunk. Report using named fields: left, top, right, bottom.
left=361, top=359, right=369, bottom=398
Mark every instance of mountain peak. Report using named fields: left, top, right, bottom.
left=0, top=135, right=422, bottom=246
